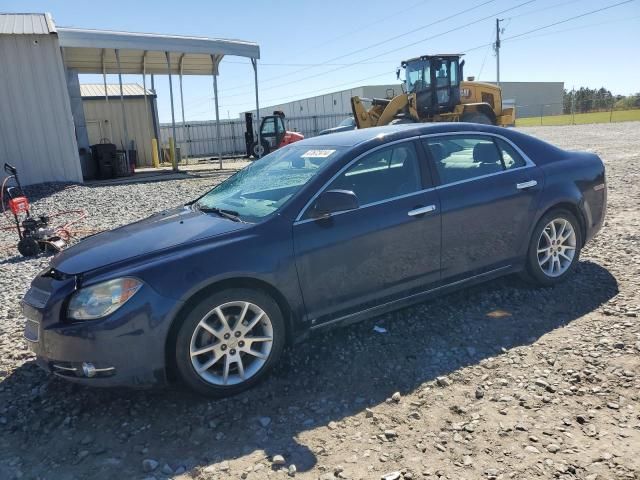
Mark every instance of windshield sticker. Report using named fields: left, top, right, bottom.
left=301, top=149, right=336, bottom=158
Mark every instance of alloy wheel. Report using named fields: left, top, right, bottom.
left=189, top=301, right=273, bottom=386
left=537, top=217, right=577, bottom=278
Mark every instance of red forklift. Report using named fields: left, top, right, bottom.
left=245, top=111, right=304, bottom=158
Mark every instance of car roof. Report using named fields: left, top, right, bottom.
left=296, top=123, right=516, bottom=147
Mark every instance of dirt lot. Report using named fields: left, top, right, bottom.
left=0, top=123, right=638, bottom=480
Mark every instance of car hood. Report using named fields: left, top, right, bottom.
left=51, top=206, right=248, bottom=275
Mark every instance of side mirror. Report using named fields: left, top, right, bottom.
left=312, top=189, right=359, bottom=218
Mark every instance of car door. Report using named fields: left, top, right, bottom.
left=293, top=140, right=441, bottom=325
left=422, top=133, right=543, bottom=282
left=260, top=117, right=279, bottom=150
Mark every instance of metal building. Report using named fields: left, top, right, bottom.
left=497, top=82, right=565, bottom=118
left=245, top=81, right=565, bottom=120
left=81, top=84, right=159, bottom=167
left=0, top=12, right=261, bottom=185
left=0, top=13, right=84, bottom=185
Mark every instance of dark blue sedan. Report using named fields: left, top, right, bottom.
left=23, top=123, right=607, bottom=396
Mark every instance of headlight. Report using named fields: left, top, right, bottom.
left=68, top=277, right=143, bottom=320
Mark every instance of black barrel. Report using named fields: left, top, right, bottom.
left=91, top=143, right=117, bottom=179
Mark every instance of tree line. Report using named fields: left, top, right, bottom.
left=563, top=87, right=640, bottom=114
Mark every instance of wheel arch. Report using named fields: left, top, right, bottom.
left=461, top=103, right=497, bottom=125
left=164, top=276, right=296, bottom=383
left=535, top=201, right=587, bottom=247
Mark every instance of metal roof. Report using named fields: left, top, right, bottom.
left=1, top=13, right=260, bottom=74
left=80, top=83, right=155, bottom=98
left=57, top=27, right=259, bottom=75
left=0, top=13, right=56, bottom=34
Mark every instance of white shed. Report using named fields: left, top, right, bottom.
left=0, top=13, right=83, bottom=185
left=81, top=84, right=159, bottom=167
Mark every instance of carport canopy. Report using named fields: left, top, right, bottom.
left=56, top=26, right=262, bottom=169
left=57, top=27, right=259, bottom=74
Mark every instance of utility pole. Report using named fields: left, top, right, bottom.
left=495, top=18, right=502, bottom=86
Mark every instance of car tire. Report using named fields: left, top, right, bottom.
left=175, top=288, right=286, bottom=397
left=461, top=112, right=493, bottom=125
left=523, top=209, right=582, bottom=287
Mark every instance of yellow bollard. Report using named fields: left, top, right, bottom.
left=151, top=138, right=159, bottom=168
left=169, top=137, right=176, bottom=170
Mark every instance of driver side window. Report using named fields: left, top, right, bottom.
left=326, top=143, right=422, bottom=206
left=262, top=118, right=276, bottom=135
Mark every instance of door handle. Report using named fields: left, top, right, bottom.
left=516, top=180, right=538, bottom=190
left=408, top=205, right=436, bottom=216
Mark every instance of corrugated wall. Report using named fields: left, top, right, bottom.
left=160, top=112, right=352, bottom=158
left=0, top=34, right=82, bottom=185
left=82, top=97, right=155, bottom=166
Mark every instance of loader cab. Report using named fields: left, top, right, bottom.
left=260, top=112, right=287, bottom=150
left=403, top=54, right=463, bottom=117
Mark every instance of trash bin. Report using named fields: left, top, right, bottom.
left=113, top=150, right=136, bottom=177
left=91, top=143, right=117, bottom=179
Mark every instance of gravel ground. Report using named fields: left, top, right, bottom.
left=0, top=122, right=638, bottom=480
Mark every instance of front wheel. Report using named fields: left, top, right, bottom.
left=524, top=209, right=582, bottom=286
left=175, top=288, right=286, bottom=397
left=250, top=140, right=270, bottom=159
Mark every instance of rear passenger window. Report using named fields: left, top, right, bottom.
left=327, top=143, right=422, bottom=206
left=423, top=136, right=503, bottom=185
left=495, top=138, right=527, bottom=169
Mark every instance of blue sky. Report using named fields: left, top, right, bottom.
left=5, top=0, right=639, bottom=121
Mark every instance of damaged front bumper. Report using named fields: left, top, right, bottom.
left=22, top=272, right=181, bottom=388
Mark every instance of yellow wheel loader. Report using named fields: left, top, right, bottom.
left=351, top=54, right=515, bottom=129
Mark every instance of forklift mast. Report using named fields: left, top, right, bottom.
left=244, top=112, right=255, bottom=158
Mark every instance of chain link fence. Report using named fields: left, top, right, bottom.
left=515, top=97, right=640, bottom=127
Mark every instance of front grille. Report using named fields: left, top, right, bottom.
left=23, top=286, right=51, bottom=309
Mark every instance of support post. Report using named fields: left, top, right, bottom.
left=251, top=58, right=261, bottom=158
left=101, top=49, right=109, bottom=105
left=179, top=54, right=188, bottom=163
left=142, top=51, right=154, bottom=167
left=211, top=55, right=222, bottom=169
left=115, top=49, right=130, bottom=167
left=150, top=74, right=161, bottom=145
left=495, top=18, right=501, bottom=86
left=166, top=51, right=178, bottom=172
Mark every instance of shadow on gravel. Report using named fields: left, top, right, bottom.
left=0, top=261, right=618, bottom=478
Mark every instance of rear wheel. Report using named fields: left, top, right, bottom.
left=175, top=288, right=285, bottom=397
left=523, top=209, right=582, bottom=286
left=461, top=112, right=493, bottom=125
left=17, top=237, right=40, bottom=257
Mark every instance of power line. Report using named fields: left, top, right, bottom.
left=186, top=0, right=637, bottom=117
left=219, top=0, right=498, bottom=94
left=219, top=0, right=535, bottom=100
left=291, top=0, right=433, bottom=54
left=506, top=0, right=584, bottom=20
left=504, top=0, right=636, bottom=41
left=463, top=0, right=637, bottom=54
left=230, top=5, right=637, bottom=112
left=476, top=28, right=496, bottom=79
left=222, top=60, right=398, bottom=67
left=505, top=13, right=640, bottom=43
